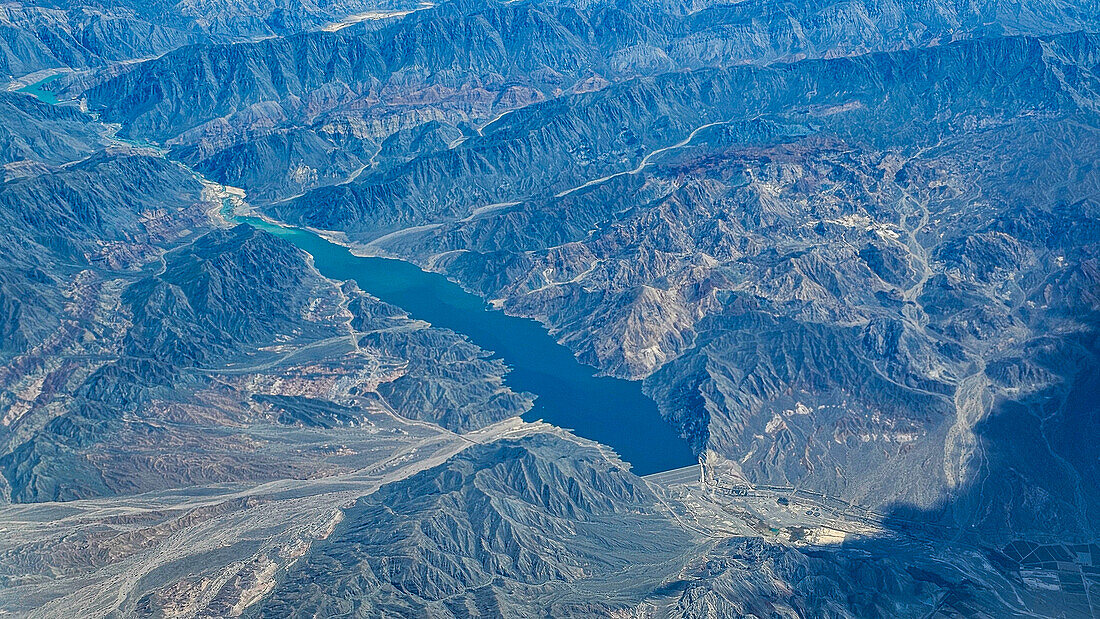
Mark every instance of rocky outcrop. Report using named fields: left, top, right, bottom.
left=257, top=434, right=694, bottom=616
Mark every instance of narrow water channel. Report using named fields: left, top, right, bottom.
left=228, top=208, right=698, bottom=475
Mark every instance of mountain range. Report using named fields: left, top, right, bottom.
left=0, top=0, right=1098, bottom=616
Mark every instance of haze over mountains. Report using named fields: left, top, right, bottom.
left=0, top=0, right=1098, bottom=616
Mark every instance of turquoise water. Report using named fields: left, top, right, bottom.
left=18, top=74, right=63, bottom=104
left=229, top=209, right=697, bottom=474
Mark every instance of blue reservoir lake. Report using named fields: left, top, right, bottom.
left=18, top=74, right=63, bottom=104
left=229, top=210, right=697, bottom=475
left=15, top=73, right=696, bottom=475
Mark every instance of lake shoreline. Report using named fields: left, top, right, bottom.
left=223, top=199, right=698, bottom=475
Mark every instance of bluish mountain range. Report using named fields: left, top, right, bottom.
left=0, top=0, right=1097, bottom=616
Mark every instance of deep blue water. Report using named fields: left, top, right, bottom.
left=230, top=210, right=697, bottom=474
